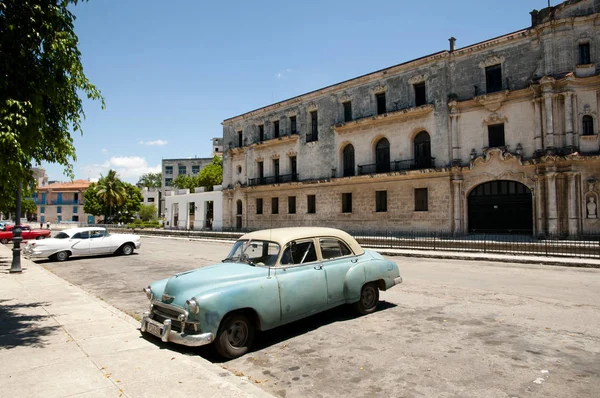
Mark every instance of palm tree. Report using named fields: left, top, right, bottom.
left=96, top=169, right=126, bottom=222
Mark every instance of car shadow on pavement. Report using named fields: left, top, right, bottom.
left=0, top=299, right=60, bottom=349
left=33, top=253, right=139, bottom=264
left=140, top=301, right=397, bottom=363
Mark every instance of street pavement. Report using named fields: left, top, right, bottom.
left=0, top=244, right=273, bottom=398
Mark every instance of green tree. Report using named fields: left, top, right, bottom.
left=117, top=183, right=143, bottom=223
left=0, top=0, right=104, bottom=212
left=83, top=183, right=103, bottom=218
left=197, top=156, right=223, bottom=191
left=95, top=170, right=126, bottom=221
left=137, top=172, right=162, bottom=188
left=173, top=174, right=198, bottom=192
left=138, top=204, right=157, bottom=222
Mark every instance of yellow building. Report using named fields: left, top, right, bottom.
left=35, top=180, right=99, bottom=225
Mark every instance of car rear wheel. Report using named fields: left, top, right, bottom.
left=354, top=282, right=379, bottom=315
left=53, top=251, right=69, bottom=262
left=120, top=243, right=134, bottom=255
left=36, top=236, right=45, bottom=240
left=215, top=312, right=255, bottom=359
left=0, top=238, right=9, bottom=244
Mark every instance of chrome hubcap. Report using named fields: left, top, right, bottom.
left=227, top=320, right=248, bottom=347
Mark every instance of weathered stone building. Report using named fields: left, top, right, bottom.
left=221, top=0, right=600, bottom=236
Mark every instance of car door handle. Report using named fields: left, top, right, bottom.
left=351, top=258, right=358, bottom=263
left=314, top=265, right=323, bottom=270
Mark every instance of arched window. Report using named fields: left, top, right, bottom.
left=583, top=115, right=594, bottom=136
left=236, top=200, right=242, bottom=215
left=414, top=131, right=432, bottom=168
left=343, top=144, right=355, bottom=177
left=375, top=138, right=390, bottom=173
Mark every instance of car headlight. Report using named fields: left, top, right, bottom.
left=186, top=298, right=199, bottom=314
left=143, top=286, right=153, bottom=300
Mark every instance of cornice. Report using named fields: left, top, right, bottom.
left=334, top=104, right=434, bottom=134
left=248, top=134, right=299, bottom=149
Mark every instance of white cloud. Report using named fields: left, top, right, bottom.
left=101, top=148, right=108, bottom=154
left=139, top=139, right=168, bottom=146
left=81, top=156, right=160, bottom=183
left=275, top=68, right=293, bottom=79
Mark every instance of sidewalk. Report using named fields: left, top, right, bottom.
left=0, top=246, right=273, bottom=398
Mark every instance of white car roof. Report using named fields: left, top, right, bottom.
left=240, top=227, right=364, bottom=255
left=59, top=227, right=107, bottom=236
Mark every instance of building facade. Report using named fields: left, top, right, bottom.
left=35, top=180, right=99, bottom=225
left=221, top=0, right=600, bottom=237
left=164, top=186, right=223, bottom=230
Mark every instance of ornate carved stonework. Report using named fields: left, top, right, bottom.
left=474, top=91, right=509, bottom=112
left=470, top=147, right=523, bottom=169
left=307, top=102, right=317, bottom=111
left=287, top=151, right=297, bottom=157
left=483, top=112, right=508, bottom=125
left=255, top=156, right=264, bottom=162
left=580, top=104, right=597, bottom=116
left=270, top=153, right=280, bottom=159
left=464, top=170, right=535, bottom=196
left=479, top=55, right=505, bottom=68
left=285, top=110, right=296, bottom=117
left=371, top=84, right=387, bottom=94
left=408, top=74, right=426, bottom=84
left=338, top=93, right=351, bottom=103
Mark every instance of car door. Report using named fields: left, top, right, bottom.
left=319, top=238, right=357, bottom=305
left=88, top=229, right=112, bottom=254
left=20, top=226, right=33, bottom=240
left=69, top=231, right=90, bottom=256
left=275, top=239, right=328, bottom=324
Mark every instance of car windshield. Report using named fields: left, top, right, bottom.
left=223, top=239, right=280, bottom=266
left=54, top=232, right=70, bottom=239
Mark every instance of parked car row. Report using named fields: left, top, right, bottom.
left=0, top=224, right=51, bottom=244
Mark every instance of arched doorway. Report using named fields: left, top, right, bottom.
left=375, top=138, right=390, bottom=173
left=343, top=144, right=355, bottom=176
left=236, top=200, right=243, bottom=230
left=414, top=131, right=432, bottom=168
left=468, top=180, right=532, bottom=234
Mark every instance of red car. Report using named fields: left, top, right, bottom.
left=0, top=225, right=51, bottom=244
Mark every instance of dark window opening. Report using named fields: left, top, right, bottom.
left=273, top=159, right=280, bottom=182
left=376, top=191, right=387, bottom=212
left=343, top=144, right=355, bottom=177
left=488, top=123, right=506, bottom=148
left=579, top=43, right=591, bottom=65
left=237, top=131, right=243, bottom=147
left=288, top=196, right=296, bottom=214
left=290, top=116, right=297, bottom=134
left=307, top=195, right=316, bottom=214
left=342, top=193, right=352, bottom=213
left=414, top=131, right=432, bottom=168
left=256, top=198, right=263, bottom=215
left=308, top=110, right=318, bottom=142
left=415, top=188, right=428, bottom=211
left=290, top=156, right=297, bottom=180
left=376, top=92, right=386, bottom=115
left=272, top=197, right=279, bottom=214
left=375, top=138, right=390, bottom=173
left=485, top=64, right=502, bottom=94
left=258, top=161, right=264, bottom=180
left=274, top=121, right=280, bottom=138
left=414, top=82, right=426, bottom=106
left=343, top=101, right=352, bottom=122
left=583, top=115, right=594, bottom=136
left=259, top=124, right=265, bottom=141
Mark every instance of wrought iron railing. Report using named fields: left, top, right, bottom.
left=248, top=173, right=299, bottom=186
left=357, top=158, right=435, bottom=175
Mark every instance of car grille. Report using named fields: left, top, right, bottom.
left=151, top=302, right=198, bottom=333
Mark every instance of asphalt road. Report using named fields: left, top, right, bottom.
left=36, top=236, right=600, bottom=398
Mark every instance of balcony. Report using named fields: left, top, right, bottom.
left=334, top=104, right=434, bottom=134
left=248, top=131, right=299, bottom=149
left=50, top=200, right=80, bottom=205
left=248, top=173, right=299, bottom=187
left=357, top=158, right=435, bottom=175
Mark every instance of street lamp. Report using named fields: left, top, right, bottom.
left=10, top=181, right=23, bottom=273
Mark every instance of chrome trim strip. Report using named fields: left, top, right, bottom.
left=394, top=276, right=403, bottom=285
left=150, top=300, right=190, bottom=321
left=141, top=314, right=214, bottom=347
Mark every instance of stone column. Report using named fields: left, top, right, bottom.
left=452, top=178, right=463, bottom=234
left=535, top=174, right=545, bottom=235
left=546, top=172, right=558, bottom=235
left=533, top=98, right=543, bottom=151
left=544, top=93, right=555, bottom=150
left=567, top=172, right=579, bottom=237
left=226, top=192, right=233, bottom=229
left=564, top=92, right=574, bottom=149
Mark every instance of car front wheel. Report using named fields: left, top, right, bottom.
left=354, top=282, right=380, bottom=315
left=0, top=238, right=9, bottom=244
left=53, top=251, right=69, bottom=262
left=120, top=243, right=134, bottom=255
left=215, top=312, right=255, bottom=359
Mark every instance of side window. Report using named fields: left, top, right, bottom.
left=79, top=231, right=90, bottom=239
left=280, top=240, right=317, bottom=265
left=90, top=230, right=104, bottom=238
left=72, top=232, right=82, bottom=239
left=320, top=238, right=353, bottom=260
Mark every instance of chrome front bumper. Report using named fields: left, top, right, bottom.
left=140, top=312, right=214, bottom=347
left=393, top=276, right=403, bottom=286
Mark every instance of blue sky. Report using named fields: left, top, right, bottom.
left=43, top=0, right=551, bottom=183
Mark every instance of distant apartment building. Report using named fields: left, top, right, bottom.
left=141, top=187, right=160, bottom=218
left=35, top=180, right=99, bottom=224
left=159, top=137, right=223, bottom=216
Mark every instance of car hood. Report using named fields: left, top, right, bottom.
left=158, top=262, right=269, bottom=307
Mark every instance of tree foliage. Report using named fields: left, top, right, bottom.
left=0, top=0, right=103, bottom=213
left=137, top=204, right=157, bottom=222
left=172, top=156, right=223, bottom=193
left=83, top=170, right=142, bottom=223
left=137, top=172, right=162, bottom=188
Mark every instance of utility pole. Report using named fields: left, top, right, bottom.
left=10, top=181, right=23, bottom=273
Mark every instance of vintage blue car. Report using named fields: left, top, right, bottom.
left=141, top=227, right=402, bottom=358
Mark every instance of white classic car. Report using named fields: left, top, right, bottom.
left=24, top=227, right=141, bottom=261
